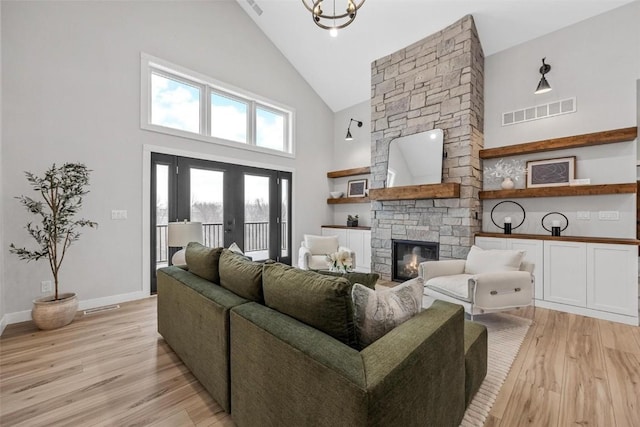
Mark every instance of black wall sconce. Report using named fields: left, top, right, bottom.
left=542, top=212, right=568, bottom=236
left=534, top=57, right=552, bottom=94
left=490, top=200, right=526, bottom=235
left=345, top=118, right=363, bottom=141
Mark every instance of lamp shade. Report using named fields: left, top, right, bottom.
left=168, top=221, right=203, bottom=247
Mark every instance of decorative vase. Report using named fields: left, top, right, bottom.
left=347, top=220, right=358, bottom=227
left=501, top=177, right=515, bottom=190
left=31, top=292, right=78, bottom=330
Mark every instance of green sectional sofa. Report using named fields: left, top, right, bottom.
left=157, top=244, right=487, bottom=426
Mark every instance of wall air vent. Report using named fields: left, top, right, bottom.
left=502, top=97, right=576, bottom=126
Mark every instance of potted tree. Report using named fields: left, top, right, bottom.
left=10, top=163, right=97, bottom=330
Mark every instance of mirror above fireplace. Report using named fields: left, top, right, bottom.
left=386, top=128, right=444, bottom=188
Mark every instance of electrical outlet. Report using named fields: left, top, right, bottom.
left=598, top=211, right=619, bottom=221
left=577, top=211, right=590, bottom=220
left=111, top=210, right=128, bottom=220
left=41, top=280, right=53, bottom=293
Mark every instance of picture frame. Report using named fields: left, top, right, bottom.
left=526, top=156, right=576, bottom=188
left=347, top=179, right=368, bottom=197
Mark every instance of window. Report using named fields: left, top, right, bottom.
left=142, top=54, right=294, bottom=156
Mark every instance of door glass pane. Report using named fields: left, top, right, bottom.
left=244, top=175, right=270, bottom=261
left=211, top=93, right=248, bottom=143
left=256, top=107, right=285, bottom=151
left=155, top=164, right=169, bottom=269
left=190, top=168, right=224, bottom=248
left=281, top=178, right=289, bottom=258
left=151, top=72, right=200, bottom=133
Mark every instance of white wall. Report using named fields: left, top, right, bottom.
left=1, top=1, right=334, bottom=318
left=483, top=1, right=640, bottom=238
left=0, top=1, right=5, bottom=334
left=330, top=100, right=372, bottom=227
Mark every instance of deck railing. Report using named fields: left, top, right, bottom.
left=156, top=221, right=286, bottom=263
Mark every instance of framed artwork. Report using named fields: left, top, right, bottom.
left=526, top=156, right=576, bottom=188
left=347, top=179, right=367, bottom=197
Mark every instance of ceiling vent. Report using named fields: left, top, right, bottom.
left=502, top=97, right=576, bottom=126
left=245, top=0, right=263, bottom=16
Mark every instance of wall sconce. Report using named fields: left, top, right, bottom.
left=345, top=118, right=363, bottom=141
left=490, top=200, right=526, bottom=235
left=541, top=212, right=568, bottom=236
left=534, top=57, right=552, bottom=94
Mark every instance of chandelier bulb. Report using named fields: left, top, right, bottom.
left=329, top=27, right=338, bottom=37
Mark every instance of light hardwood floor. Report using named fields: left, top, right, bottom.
left=1, top=297, right=639, bottom=426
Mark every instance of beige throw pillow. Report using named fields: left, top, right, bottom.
left=304, top=234, right=339, bottom=255
left=464, top=245, right=524, bottom=275
left=352, top=277, right=423, bottom=347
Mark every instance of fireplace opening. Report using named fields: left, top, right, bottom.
left=392, top=239, right=439, bottom=282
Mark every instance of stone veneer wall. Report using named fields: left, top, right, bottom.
left=370, top=15, right=484, bottom=279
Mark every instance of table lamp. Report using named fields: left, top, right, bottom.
left=168, top=221, right=203, bottom=265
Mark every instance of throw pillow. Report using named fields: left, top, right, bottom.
left=315, top=270, right=379, bottom=290
left=464, top=245, right=524, bottom=275
left=219, top=249, right=264, bottom=303
left=262, top=262, right=358, bottom=348
left=352, top=277, right=423, bottom=347
left=228, top=242, right=244, bottom=255
left=185, top=242, right=223, bottom=283
left=304, top=234, right=339, bottom=255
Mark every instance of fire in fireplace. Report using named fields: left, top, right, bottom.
left=392, top=239, right=439, bottom=282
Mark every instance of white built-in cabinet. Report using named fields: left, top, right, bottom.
left=475, top=236, right=638, bottom=325
left=322, top=226, right=371, bottom=272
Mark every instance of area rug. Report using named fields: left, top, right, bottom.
left=460, top=312, right=532, bottom=427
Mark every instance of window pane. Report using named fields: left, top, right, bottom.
left=281, top=178, right=289, bottom=258
left=256, top=107, right=285, bottom=151
left=244, top=175, right=269, bottom=261
left=211, top=93, right=247, bottom=143
left=190, top=168, right=224, bottom=248
left=151, top=73, right=200, bottom=133
left=155, top=164, right=169, bottom=269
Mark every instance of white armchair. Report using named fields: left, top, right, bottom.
left=298, top=234, right=356, bottom=270
left=420, top=245, right=534, bottom=319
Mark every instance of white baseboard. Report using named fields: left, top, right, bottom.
left=1, top=291, right=150, bottom=331
left=535, top=299, right=639, bottom=326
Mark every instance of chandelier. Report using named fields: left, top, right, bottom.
left=301, top=0, right=366, bottom=37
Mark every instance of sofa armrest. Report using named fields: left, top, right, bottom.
left=471, top=271, right=534, bottom=310
left=298, top=246, right=311, bottom=269
left=361, top=300, right=466, bottom=426
left=419, top=259, right=466, bottom=281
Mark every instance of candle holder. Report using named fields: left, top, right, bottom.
left=490, top=200, right=526, bottom=234
left=541, top=212, right=569, bottom=236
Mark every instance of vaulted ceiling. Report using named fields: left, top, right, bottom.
left=235, top=0, right=634, bottom=112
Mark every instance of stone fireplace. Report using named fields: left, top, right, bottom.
left=392, top=240, right=439, bottom=282
left=370, top=15, right=484, bottom=280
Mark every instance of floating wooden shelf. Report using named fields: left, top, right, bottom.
left=322, top=225, right=372, bottom=230
left=479, top=127, right=637, bottom=159
left=327, top=166, right=371, bottom=178
left=476, top=232, right=640, bottom=246
left=479, top=183, right=636, bottom=200
left=369, top=183, right=460, bottom=201
left=327, top=196, right=370, bottom=204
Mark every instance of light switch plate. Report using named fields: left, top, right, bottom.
left=111, top=210, right=128, bottom=220
left=577, top=211, right=590, bottom=220
left=598, top=211, right=619, bottom=221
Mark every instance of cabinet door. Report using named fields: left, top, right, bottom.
left=475, top=236, right=507, bottom=250
left=586, top=243, right=638, bottom=316
left=362, top=231, right=372, bottom=272
left=509, top=239, right=544, bottom=300
left=543, top=241, right=587, bottom=307
left=347, top=229, right=365, bottom=269
left=321, top=227, right=347, bottom=248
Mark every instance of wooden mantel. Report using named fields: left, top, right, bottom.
left=369, top=183, right=460, bottom=201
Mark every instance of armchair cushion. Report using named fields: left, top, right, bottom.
left=464, top=245, right=524, bottom=275
left=425, top=274, right=474, bottom=302
left=352, top=277, right=423, bottom=347
left=304, top=234, right=339, bottom=255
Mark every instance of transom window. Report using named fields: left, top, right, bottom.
left=142, top=54, right=294, bottom=156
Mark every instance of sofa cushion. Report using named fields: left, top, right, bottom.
left=352, top=277, right=423, bottom=347
left=316, top=270, right=379, bottom=290
left=463, top=320, right=488, bottom=406
left=262, top=263, right=357, bottom=348
left=219, top=249, right=264, bottom=303
left=464, top=245, right=524, bottom=275
left=185, top=242, right=223, bottom=283
left=304, top=234, right=338, bottom=255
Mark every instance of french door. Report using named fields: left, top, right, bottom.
left=150, top=153, right=292, bottom=293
